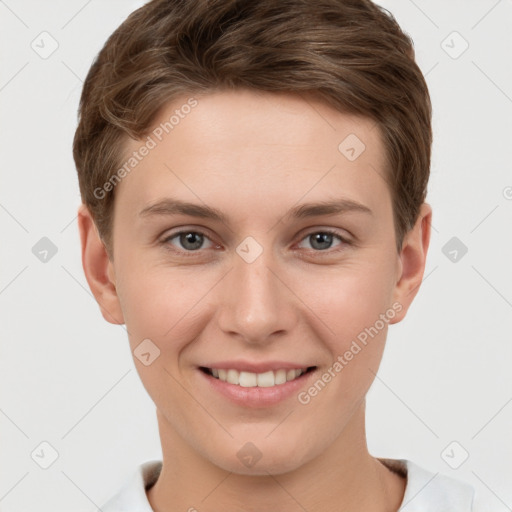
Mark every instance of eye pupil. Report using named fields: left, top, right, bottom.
left=180, top=232, right=203, bottom=250
left=310, top=232, right=333, bottom=250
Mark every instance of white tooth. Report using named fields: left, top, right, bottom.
left=239, top=371, right=257, bottom=387
left=213, top=368, right=306, bottom=386
left=286, top=369, right=296, bottom=382
left=274, top=369, right=287, bottom=385
left=257, top=370, right=275, bottom=387
left=226, top=369, right=240, bottom=385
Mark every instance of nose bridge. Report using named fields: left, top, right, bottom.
left=218, top=239, right=294, bottom=342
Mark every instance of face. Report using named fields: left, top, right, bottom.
left=81, top=88, right=430, bottom=476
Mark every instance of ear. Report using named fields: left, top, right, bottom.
left=389, top=202, right=432, bottom=324
left=77, top=204, right=125, bottom=325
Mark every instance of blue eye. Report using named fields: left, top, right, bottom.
left=160, top=228, right=350, bottom=257
left=162, top=231, right=215, bottom=253
left=297, top=230, right=347, bottom=251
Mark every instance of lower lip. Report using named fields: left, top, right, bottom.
left=197, top=368, right=317, bottom=408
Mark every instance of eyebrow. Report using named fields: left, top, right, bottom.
left=139, top=197, right=373, bottom=223
left=139, top=199, right=228, bottom=223
left=289, top=199, right=373, bottom=220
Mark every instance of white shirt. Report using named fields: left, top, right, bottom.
left=100, top=458, right=488, bottom=511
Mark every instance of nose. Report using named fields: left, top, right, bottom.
left=216, top=244, right=297, bottom=345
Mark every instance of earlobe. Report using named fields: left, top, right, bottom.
left=77, top=204, right=125, bottom=325
left=389, top=202, right=432, bottom=324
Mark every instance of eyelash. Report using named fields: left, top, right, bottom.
left=159, top=228, right=352, bottom=258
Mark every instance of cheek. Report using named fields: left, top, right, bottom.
left=290, top=259, right=396, bottom=409
left=116, top=261, right=214, bottom=352
left=114, top=264, right=212, bottom=401
left=292, top=258, right=396, bottom=346
left=295, top=268, right=393, bottom=416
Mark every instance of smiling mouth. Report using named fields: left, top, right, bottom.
left=199, top=366, right=317, bottom=388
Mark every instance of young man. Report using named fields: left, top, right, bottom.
left=73, top=0, right=487, bottom=510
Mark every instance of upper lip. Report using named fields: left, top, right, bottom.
left=200, top=360, right=316, bottom=373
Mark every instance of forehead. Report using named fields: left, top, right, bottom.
left=114, top=89, right=391, bottom=222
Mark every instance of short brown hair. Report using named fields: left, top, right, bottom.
left=73, top=0, right=432, bottom=257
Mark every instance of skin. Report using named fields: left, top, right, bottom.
left=78, top=88, right=431, bottom=512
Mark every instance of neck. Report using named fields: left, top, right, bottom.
left=147, top=402, right=406, bottom=512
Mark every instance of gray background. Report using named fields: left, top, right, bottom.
left=1, top=0, right=511, bottom=510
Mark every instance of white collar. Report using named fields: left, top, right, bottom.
left=101, top=458, right=476, bottom=511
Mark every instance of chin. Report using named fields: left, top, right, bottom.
left=207, top=439, right=314, bottom=477
left=223, top=456, right=305, bottom=477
